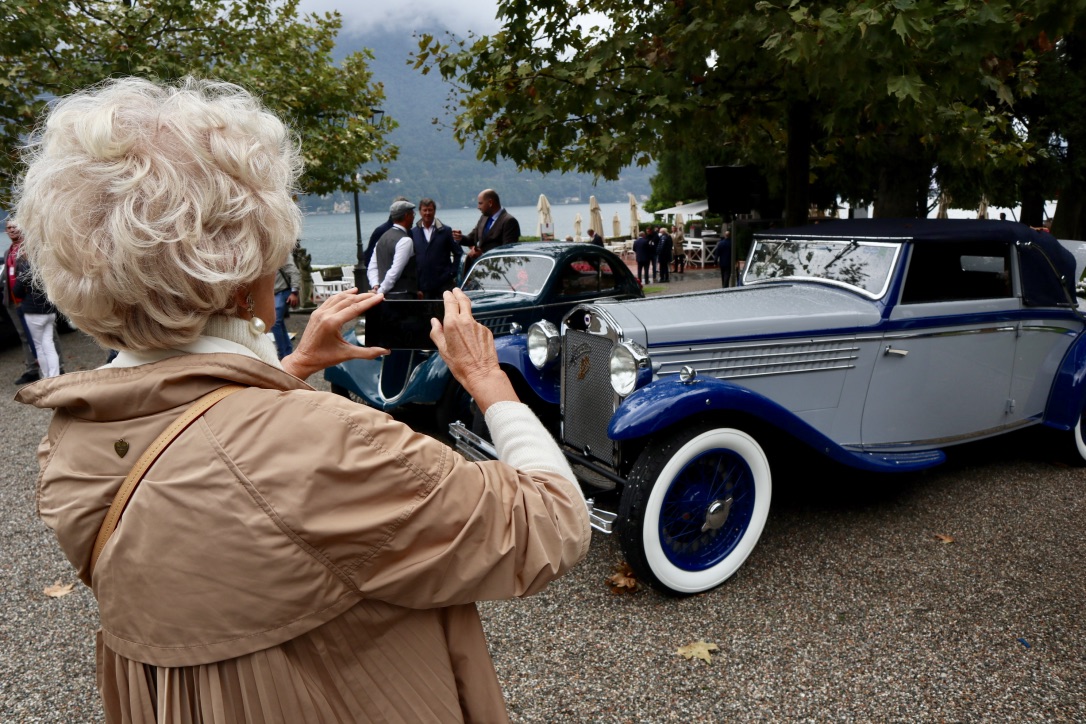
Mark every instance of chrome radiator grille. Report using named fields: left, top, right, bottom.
left=561, top=329, right=616, bottom=464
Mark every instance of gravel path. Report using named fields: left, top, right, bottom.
left=2, top=277, right=1084, bottom=721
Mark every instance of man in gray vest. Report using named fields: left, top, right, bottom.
left=366, top=200, right=420, bottom=299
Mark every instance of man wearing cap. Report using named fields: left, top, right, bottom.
left=452, top=188, right=521, bottom=274
left=363, top=195, right=410, bottom=268
left=367, top=200, right=420, bottom=299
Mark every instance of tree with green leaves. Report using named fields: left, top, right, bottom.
left=1, top=0, right=395, bottom=209
left=1042, top=27, right=1086, bottom=238
left=417, top=0, right=1084, bottom=229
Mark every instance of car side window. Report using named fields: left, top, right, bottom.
left=901, top=241, right=1013, bottom=304
left=558, top=256, right=618, bottom=296
left=462, top=256, right=552, bottom=295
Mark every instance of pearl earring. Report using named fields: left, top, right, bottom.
left=246, top=294, right=267, bottom=335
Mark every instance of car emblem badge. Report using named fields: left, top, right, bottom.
left=584, top=313, right=591, bottom=327
left=578, top=355, right=591, bottom=380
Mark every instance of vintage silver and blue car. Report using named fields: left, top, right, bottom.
left=324, top=242, right=642, bottom=425
left=452, top=219, right=1086, bottom=595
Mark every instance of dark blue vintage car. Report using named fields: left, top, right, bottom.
left=324, top=242, right=642, bottom=425
left=452, top=219, right=1086, bottom=595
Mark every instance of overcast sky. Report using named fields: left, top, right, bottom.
left=296, top=0, right=503, bottom=37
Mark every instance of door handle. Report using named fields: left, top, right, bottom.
left=884, top=345, right=908, bottom=357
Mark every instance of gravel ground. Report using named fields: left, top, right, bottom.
left=2, top=271, right=1084, bottom=722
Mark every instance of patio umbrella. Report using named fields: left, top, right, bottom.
left=612, top=212, right=622, bottom=238
left=977, top=195, right=989, bottom=219
left=628, top=193, right=639, bottom=239
left=536, top=194, right=554, bottom=240
left=589, top=196, right=604, bottom=241
left=574, top=213, right=583, bottom=240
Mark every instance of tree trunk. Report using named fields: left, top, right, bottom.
left=1052, top=29, right=1086, bottom=240
left=873, top=143, right=930, bottom=218
left=1020, top=191, right=1046, bottom=227
left=784, top=101, right=811, bottom=227
left=874, top=169, right=924, bottom=217
left=1051, top=178, right=1085, bottom=240
left=1020, top=113, right=1050, bottom=226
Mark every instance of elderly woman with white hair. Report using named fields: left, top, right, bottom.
left=14, top=77, right=589, bottom=723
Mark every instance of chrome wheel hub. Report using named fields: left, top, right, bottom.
left=701, top=497, right=733, bottom=532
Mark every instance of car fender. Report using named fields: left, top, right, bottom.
left=324, top=336, right=451, bottom=410
left=494, top=334, right=560, bottom=405
left=1043, top=329, right=1086, bottom=430
left=608, top=375, right=944, bottom=473
left=324, top=357, right=372, bottom=399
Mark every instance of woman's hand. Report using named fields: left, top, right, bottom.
left=282, top=289, right=389, bottom=380
left=430, top=288, right=518, bottom=414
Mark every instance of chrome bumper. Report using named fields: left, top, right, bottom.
left=448, top=421, right=617, bottom=534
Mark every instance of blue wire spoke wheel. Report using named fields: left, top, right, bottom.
left=659, top=447, right=757, bottom=570
left=620, top=426, right=772, bottom=595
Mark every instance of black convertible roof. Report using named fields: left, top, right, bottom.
left=755, top=218, right=1077, bottom=307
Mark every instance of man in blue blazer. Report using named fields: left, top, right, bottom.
left=412, top=198, right=463, bottom=299
left=453, top=188, right=521, bottom=275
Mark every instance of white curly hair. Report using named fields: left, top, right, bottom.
left=14, top=76, right=303, bottom=351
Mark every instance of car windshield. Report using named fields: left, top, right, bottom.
left=462, top=255, right=555, bottom=296
left=746, top=237, right=901, bottom=298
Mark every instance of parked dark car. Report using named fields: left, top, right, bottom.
left=324, top=242, right=642, bottom=426
left=452, top=219, right=1086, bottom=594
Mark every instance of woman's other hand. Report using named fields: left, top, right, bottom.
left=282, top=289, right=389, bottom=380
left=430, top=288, right=517, bottom=414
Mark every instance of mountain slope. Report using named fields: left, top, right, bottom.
left=299, top=30, right=652, bottom=213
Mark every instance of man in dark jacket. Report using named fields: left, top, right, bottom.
left=14, top=255, right=60, bottom=378
left=412, top=198, right=462, bottom=299
left=633, top=231, right=652, bottom=285
left=453, top=189, right=521, bottom=275
left=657, top=227, right=672, bottom=282
left=587, top=228, right=604, bottom=246
left=645, top=225, right=661, bottom=282
left=713, top=230, right=733, bottom=287
left=3, top=217, right=62, bottom=383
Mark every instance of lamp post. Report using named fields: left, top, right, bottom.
left=352, top=176, right=365, bottom=289
left=352, top=109, right=384, bottom=291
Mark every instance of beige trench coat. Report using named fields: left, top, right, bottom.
left=17, top=354, right=591, bottom=723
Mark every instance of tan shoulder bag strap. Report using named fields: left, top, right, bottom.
left=89, top=384, right=245, bottom=577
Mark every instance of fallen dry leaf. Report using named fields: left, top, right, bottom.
left=676, top=640, right=720, bottom=664
left=43, top=580, right=75, bottom=598
left=933, top=533, right=955, bottom=544
left=607, top=562, right=638, bottom=593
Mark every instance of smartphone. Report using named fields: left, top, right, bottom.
left=364, top=299, right=444, bottom=350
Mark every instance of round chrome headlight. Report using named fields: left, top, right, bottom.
left=527, top=320, right=561, bottom=369
left=610, top=340, right=649, bottom=396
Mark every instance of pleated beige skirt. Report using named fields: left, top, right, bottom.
left=95, top=601, right=510, bottom=723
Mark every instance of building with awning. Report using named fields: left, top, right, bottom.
left=652, top=199, right=709, bottom=223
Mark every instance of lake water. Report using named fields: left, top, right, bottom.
left=300, top=202, right=647, bottom=265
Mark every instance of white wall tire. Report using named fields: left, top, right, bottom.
left=619, top=425, right=772, bottom=595
left=1066, top=408, right=1086, bottom=466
